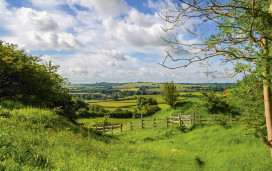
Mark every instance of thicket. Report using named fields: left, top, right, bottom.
left=0, top=41, right=76, bottom=120
left=135, top=97, right=160, bottom=117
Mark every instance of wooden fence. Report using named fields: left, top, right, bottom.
left=89, top=113, right=254, bottom=134
left=90, top=117, right=169, bottom=134
left=190, top=113, right=253, bottom=126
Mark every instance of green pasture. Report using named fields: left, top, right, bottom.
left=105, top=106, right=135, bottom=112
left=1, top=102, right=271, bottom=170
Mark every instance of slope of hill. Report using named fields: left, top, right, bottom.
left=1, top=104, right=271, bottom=170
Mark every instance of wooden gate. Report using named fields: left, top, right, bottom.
left=170, top=114, right=192, bottom=127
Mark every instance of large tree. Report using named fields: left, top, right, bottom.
left=160, top=0, right=272, bottom=155
left=162, top=81, right=179, bottom=107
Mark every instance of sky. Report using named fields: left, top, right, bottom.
left=0, top=0, right=242, bottom=83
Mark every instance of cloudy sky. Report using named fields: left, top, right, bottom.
left=0, top=0, right=241, bottom=83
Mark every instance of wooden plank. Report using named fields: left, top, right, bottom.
left=144, top=122, right=154, bottom=125
left=156, top=118, right=170, bottom=121
left=155, top=125, right=168, bottom=128
left=122, top=123, right=131, bottom=126
left=170, top=117, right=179, bottom=119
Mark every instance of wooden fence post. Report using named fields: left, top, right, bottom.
left=170, top=114, right=173, bottom=125
left=141, top=118, right=144, bottom=129
left=103, top=125, right=105, bottom=133
left=120, top=123, right=123, bottom=132
left=189, top=114, right=192, bottom=126
left=153, top=118, right=156, bottom=128
left=192, top=112, right=195, bottom=124
left=130, top=122, right=132, bottom=130
left=111, top=124, right=113, bottom=134
left=179, top=114, right=182, bottom=127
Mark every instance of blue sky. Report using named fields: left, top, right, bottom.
left=0, top=0, right=241, bottom=83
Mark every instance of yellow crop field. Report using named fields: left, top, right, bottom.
left=97, top=101, right=136, bottom=108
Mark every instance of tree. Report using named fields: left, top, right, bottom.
left=136, top=97, right=160, bottom=117
left=160, top=0, right=272, bottom=155
left=200, top=91, right=231, bottom=115
left=0, top=40, right=76, bottom=119
left=112, top=92, right=119, bottom=101
left=136, top=97, right=158, bottom=109
left=162, top=81, right=179, bottom=107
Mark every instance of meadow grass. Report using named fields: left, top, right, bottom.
left=114, top=126, right=272, bottom=170
left=1, top=106, right=272, bottom=170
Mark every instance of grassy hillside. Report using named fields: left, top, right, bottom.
left=1, top=104, right=272, bottom=170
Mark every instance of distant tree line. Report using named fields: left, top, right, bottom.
left=72, top=90, right=160, bottom=100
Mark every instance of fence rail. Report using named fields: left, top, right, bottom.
left=89, top=113, right=254, bottom=134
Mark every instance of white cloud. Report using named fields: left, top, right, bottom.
left=0, top=0, right=240, bottom=83
left=70, top=0, right=129, bottom=19
left=15, top=7, right=59, bottom=32
left=21, top=31, right=83, bottom=51
left=29, top=0, right=65, bottom=9
left=127, top=8, right=161, bottom=27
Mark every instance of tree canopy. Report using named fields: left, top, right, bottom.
left=162, top=81, right=179, bottom=107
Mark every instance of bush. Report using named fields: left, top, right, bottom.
left=0, top=41, right=76, bottom=120
left=108, top=108, right=133, bottom=118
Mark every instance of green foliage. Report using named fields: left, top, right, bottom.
left=74, top=98, right=89, bottom=110
left=76, top=108, right=89, bottom=118
left=136, top=97, right=160, bottom=116
left=0, top=41, right=75, bottom=119
left=139, top=104, right=160, bottom=116
left=200, top=91, right=231, bottom=115
left=136, top=96, right=158, bottom=108
left=241, top=114, right=267, bottom=137
left=108, top=108, right=133, bottom=118
left=228, top=73, right=266, bottom=136
left=89, top=104, right=107, bottom=113
left=93, top=114, right=112, bottom=126
left=228, top=74, right=264, bottom=116
left=162, top=81, right=179, bottom=107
